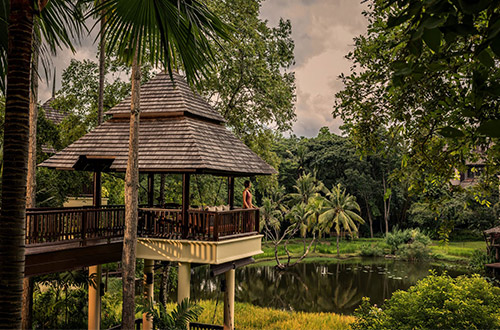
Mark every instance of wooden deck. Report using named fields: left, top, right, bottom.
left=25, top=206, right=259, bottom=276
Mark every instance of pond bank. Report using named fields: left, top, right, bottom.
left=257, top=238, right=486, bottom=264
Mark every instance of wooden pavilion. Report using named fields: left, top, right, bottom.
left=26, top=72, right=275, bottom=330
left=484, top=226, right=500, bottom=274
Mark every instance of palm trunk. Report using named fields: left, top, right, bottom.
left=336, top=235, right=340, bottom=257
left=122, top=46, right=141, bottom=329
left=22, top=28, right=39, bottom=330
left=0, top=0, right=34, bottom=326
left=97, top=4, right=106, bottom=125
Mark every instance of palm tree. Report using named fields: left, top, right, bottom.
left=306, top=195, right=326, bottom=252
left=288, top=202, right=313, bottom=253
left=0, top=1, right=84, bottom=326
left=95, top=1, right=230, bottom=327
left=145, top=298, right=202, bottom=330
left=319, top=184, right=365, bottom=257
left=288, top=172, right=323, bottom=206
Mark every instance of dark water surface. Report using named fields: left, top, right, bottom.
left=188, top=258, right=470, bottom=315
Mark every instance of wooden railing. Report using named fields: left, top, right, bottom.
left=26, top=206, right=125, bottom=245
left=138, top=208, right=259, bottom=241
left=25, top=206, right=259, bottom=245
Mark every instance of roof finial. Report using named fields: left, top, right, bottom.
left=52, top=68, right=56, bottom=98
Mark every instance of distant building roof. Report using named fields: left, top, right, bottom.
left=40, top=73, right=275, bottom=176
left=41, top=97, right=68, bottom=125
left=485, top=226, right=500, bottom=235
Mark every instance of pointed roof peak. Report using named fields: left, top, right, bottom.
left=106, top=72, right=224, bottom=123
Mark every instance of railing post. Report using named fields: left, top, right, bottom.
left=254, top=209, right=260, bottom=233
left=214, top=213, right=219, bottom=241
left=81, top=210, right=87, bottom=246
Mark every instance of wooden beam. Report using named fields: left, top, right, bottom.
left=182, top=174, right=190, bottom=239
left=227, top=177, right=234, bottom=210
left=93, top=171, right=102, bottom=208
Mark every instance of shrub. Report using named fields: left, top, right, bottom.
left=352, top=272, right=500, bottom=330
left=468, top=249, right=495, bottom=272
left=385, top=228, right=431, bottom=254
left=396, top=242, right=430, bottom=261
left=359, top=243, right=385, bottom=257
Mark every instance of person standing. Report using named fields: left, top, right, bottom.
left=242, top=180, right=254, bottom=209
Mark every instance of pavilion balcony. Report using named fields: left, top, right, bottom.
left=25, top=205, right=260, bottom=246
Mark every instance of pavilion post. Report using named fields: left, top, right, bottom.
left=147, top=173, right=155, bottom=207
left=223, top=269, right=235, bottom=330
left=88, top=171, right=102, bottom=330
left=93, top=171, right=102, bottom=208
left=182, top=174, right=190, bottom=239
left=143, top=259, right=154, bottom=330
left=228, top=176, right=234, bottom=210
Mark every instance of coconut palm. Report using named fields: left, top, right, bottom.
left=94, top=1, right=231, bottom=327
left=306, top=195, right=326, bottom=252
left=319, top=184, right=365, bottom=257
left=288, top=172, right=324, bottom=206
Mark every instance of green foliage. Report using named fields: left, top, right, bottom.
left=352, top=272, right=500, bottom=330
left=385, top=228, right=431, bottom=261
left=334, top=1, right=500, bottom=194
left=145, top=299, right=202, bottom=330
left=359, top=243, right=385, bottom=257
left=468, top=249, right=495, bottom=273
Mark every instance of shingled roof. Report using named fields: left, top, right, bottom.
left=42, top=98, right=68, bottom=125
left=40, top=73, right=276, bottom=176
left=107, top=72, right=225, bottom=123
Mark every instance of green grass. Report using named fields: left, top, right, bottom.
left=178, top=300, right=355, bottom=330
left=257, top=237, right=486, bottom=263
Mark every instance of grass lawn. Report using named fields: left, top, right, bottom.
left=257, top=237, right=486, bottom=263
left=191, top=300, right=355, bottom=330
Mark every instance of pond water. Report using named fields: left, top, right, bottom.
left=187, top=258, right=470, bottom=315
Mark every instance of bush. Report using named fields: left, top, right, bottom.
left=385, top=228, right=431, bottom=254
left=359, top=243, right=385, bottom=257
left=468, top=249, right=495, bottom=272
left=352, top=272, right=500, bottom=330
left=396, top=242, right=430, bottom=261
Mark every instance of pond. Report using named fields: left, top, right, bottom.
left=188, top=258, right=471, bottom=315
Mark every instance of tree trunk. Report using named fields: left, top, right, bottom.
left=364, top=198, right=373, bottom=239
left=0, top=1, right=34, bottom=326
left=22, top=28, right=39, bottom=330
left=122, top=47, right=141, bottom=329
left=159, top=262, right=171, bottom=306
left=336, top=235, right=340, bottom=257
left=97, top=4, right=106, bottom=126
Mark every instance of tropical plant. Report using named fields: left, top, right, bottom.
left=319, top=184, right=365, bottom=256
left=288, top=172, right=324, bottom=205
left=287, top=203, right=314, bottom=254
left=144, top=299, right=203, bottom=330
left=352, top=272, right=500, bottom=330
left=93, top=1, right=231, bottom=327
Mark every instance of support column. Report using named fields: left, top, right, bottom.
left=182, top=174, right=190, bottom=239
left=223, top=269, right=235, bottom=330
left=143, top=259, right=155, bottom=330
left=147, top=173, right=155, bottom=207
left=93, top=171, right=102, bottom=208
left=227, top=177, right=234, bottom=210
left=177, top=262, right=191, bottom=304
left=89, top=172, right=102, bottom=330
left=88, top=265, right=102, bottom=330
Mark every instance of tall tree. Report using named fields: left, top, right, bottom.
left=0, top=1, right=83, bottom=324
left=319, top=184, right=365, bottom=256
left=97, top=0, right=230, bottom=327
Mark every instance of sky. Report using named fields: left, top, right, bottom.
left=38, top=0, right=369, bottom=138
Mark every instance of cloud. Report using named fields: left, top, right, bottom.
left=260, top=0, right=368, bottom=137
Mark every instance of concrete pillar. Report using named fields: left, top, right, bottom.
left=143, top=259, right=155, bottom=330
left=223, top=269, right=235, bottom=330
left=88, top=264, right=102, bottom=330
left=177, top=262, right=191, bottom=304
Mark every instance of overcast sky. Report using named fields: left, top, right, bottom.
left=38, top=0, right=369, bottom=138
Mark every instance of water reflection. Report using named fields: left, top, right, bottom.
left=188, top=258, right=469, bottom=315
